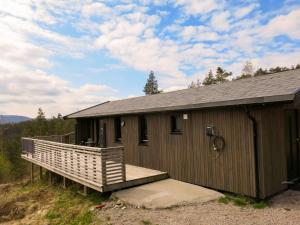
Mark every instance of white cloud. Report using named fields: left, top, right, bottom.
left=94, top=10, right=185, bottom=81
left=261, top=9, right=300, bottom=40
left=0, top=67, right=118, bottom=117
left=81, top=2, right=112, bottom=18
left=0, top=0, right=119, bottom=117
left=174, top=0, right=222, bottom=15
left=210, top=11, right=231, bottom=31
left=181, top=26, right=220, bottom=41
left=1, top=0, right=300, bottom=117
left=234, top=3, right=259, bottom=19
left=252, top=51, right=300, bottom=69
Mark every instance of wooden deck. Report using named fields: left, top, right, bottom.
left=21, top=138, right=167, bottom=192
left=104, top=165, right=168, bottom=192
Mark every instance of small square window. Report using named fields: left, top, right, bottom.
left=171, top=115, right=182, bottom=134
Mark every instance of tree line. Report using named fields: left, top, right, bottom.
left=190, top=62, right=300, bottom=88
left=143, top=62, right=300, bottom=93
left=0, top=108, right=74, bottom=183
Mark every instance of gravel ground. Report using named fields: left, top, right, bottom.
left=98, top=190, right=300, bottom=225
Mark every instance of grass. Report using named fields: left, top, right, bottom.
left=218, top=196, right=230, bottom=204
left=0, top=180, right=108, bottom=225
left=218, top=193, right=269, bottom=209
left=44, top=184, right=106, bottom=225
left=141, top=220, right=152, bottom=225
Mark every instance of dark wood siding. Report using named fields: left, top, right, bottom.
left=99, top=108, right=257, bottom=197
left=255, top=105, right=287, bottom=198
left=75, top=103, right=294, bottom=198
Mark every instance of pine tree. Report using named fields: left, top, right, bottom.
left=235, top=74, right=252, bottom=80
left=254, top=68, right=269, bottom=76
left=202, top=70, right=216, bottom=86
left=235, top=61, right=254, bottom=80
left=242, top=61, right=254, bottom=76
left=215, top=67, right=232, bottom=84
left=188, top=79, right=201, bottom=88
left=143, top=71, right=161, bottom=95
left=37, top=108, right=46, bottom=120
left=36, top=108, right=47, bottom=136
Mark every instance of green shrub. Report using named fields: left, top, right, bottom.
left=253, top=201, right=269, bottom=209
left=0, top=154, right=12, bottom=182
left=218, top=193, right=269, bottom=209
left=218, top=196, right=230, bottom=204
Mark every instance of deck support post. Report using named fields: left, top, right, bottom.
left=39, top=166, right=43, bottom=180
left=62, top=176, right=67, bottom=189
left=83, top=185, right=88, bottom=196
left=30, top=163, right=34, bottom=183
left=48, top=171, right=52, bottom=185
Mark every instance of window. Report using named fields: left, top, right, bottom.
left=114, top=117, right=121, bottom=142
left=139, top=115, right=148, bottom=144
left=171, top=115, right=182, bottom=134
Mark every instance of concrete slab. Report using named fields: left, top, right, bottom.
left=113, top=179, right=224, bottom=209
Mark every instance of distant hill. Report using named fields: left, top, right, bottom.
left=0, top=115, right=31, bottom=124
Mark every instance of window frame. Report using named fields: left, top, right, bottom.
left=114, top=117, right=122, bottom=143
left=139, top=115, right=148, bottom=145
left=170, top=114, right=183, bottom=135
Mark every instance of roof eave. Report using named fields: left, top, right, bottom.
left=63, top=101, right=110, bottom=120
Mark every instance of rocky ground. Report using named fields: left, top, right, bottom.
left=97, top=189, right=300, bottom=225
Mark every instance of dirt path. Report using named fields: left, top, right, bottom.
left=98, top=190, right=300, bottom=225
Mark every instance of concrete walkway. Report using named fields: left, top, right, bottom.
left=112, top=179, right=223, bottom=209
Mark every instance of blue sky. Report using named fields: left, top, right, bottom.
left=1, top=0, right=300, bottom=117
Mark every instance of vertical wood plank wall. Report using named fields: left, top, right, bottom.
left=256, top=105, right=289, bottom=198
left=75, top=104, right=292, bottom=198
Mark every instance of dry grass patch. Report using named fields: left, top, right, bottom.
left=0, top=180, right=108, bottom=225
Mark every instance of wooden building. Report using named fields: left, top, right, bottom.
left=65, top=70, right=300, bottom=199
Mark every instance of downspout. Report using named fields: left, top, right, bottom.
left=244, top=106, right=260, bottom=199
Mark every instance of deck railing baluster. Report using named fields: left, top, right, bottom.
left=21, top=137, right=125, bottom=191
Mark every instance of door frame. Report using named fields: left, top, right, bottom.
left=285, top=109, right=300, bottom=181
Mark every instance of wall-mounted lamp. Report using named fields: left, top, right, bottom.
left=121, top=121, right=125, bottom=127
left=205, top=125, right=215, bottom=137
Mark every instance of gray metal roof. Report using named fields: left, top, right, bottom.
left=65, top=69, right=300, bottom=119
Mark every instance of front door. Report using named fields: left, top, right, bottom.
left=285, top=109, right=300, bottom=181
left=99, top=120, right=107, bottom=148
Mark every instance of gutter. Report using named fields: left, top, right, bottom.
left=244, top=106, right=260, bottom=199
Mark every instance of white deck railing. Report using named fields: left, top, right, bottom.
left=21, top=138, right=125, bottom=191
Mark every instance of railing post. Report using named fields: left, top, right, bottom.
left=39, top=166, right=43, bottom=180
left=121, top=147, right=126, bottom=182
left=101, top=149, right=107, bottom=186
left=30, top=163, right=34, bottom=183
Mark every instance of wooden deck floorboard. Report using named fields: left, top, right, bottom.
left=103, top=165, right=168, bottom=192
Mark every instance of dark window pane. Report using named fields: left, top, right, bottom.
left=171, top=115, right=182, bottom=134
left=139, top=115, right=148, bottom=144
left=114, top=117, right=121, bottom=142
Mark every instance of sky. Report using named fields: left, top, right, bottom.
left=1, top=0, right=300, bottom=117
